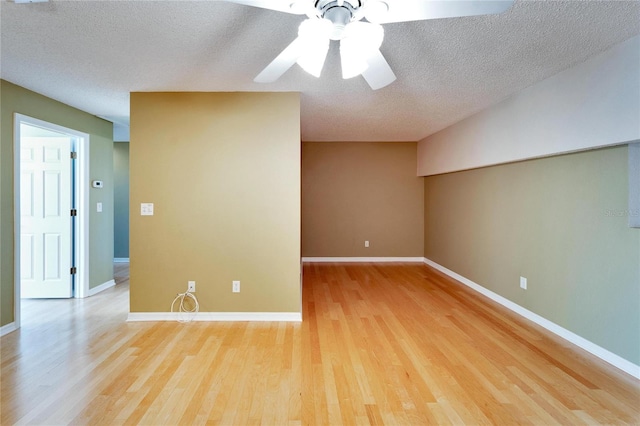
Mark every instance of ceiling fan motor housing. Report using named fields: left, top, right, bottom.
left=316, top=0, right=362, bottom=39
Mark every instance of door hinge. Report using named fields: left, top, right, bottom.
left=70, top=151, right=77, bottom=159
left=70, top=267, right=77, bottom=275
left=71, top=209, right=77, bottom=216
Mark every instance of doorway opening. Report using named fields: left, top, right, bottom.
left=13, top=114, right=90, bottom=329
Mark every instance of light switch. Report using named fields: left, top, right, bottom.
left=97, top=202, right=102, bottom=213
left=141, top=203, right=154, bottom=216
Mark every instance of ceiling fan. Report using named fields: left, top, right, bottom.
left=225, top=0, right=515, bottom=89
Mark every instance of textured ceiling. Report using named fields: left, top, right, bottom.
left=1, top=0, right=639, bottom=142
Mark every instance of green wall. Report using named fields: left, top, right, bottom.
left=0, top=80, right=114, bottom=327
left=424, top=145, right=640, bottom=365
left=113, top=142, right=129, bottom=259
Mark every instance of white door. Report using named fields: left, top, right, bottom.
left=20, top=136, right=73, bottom=298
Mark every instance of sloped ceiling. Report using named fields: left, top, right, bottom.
left=1, top=0, right=639, bottom=141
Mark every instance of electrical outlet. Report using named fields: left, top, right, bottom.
left=232, top=280, right=240, bottom=293
left=188, top=281, right=196, bottom=292
left=365, top=240, right=370, bottom=248
left=520, top=276, right=527, bottom=290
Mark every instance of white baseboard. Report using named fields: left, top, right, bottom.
left=127, top=312, right=302, bottom=322
left=0, top=322, right=17, bottom=337
left=114, top=258, right=129, bottom=263
left=88, top=279, right=116, bottom=297
left=302, top=257, right=424, bottom=263
left=423, top=257, right=640, bottom=380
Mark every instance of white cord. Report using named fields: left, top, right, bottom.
left=171, top=290, right=199, bottom=323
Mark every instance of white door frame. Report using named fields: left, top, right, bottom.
left=13, top=113, right=90, bottom=328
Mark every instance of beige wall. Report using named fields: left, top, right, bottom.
left=417, top=35, right=640, bottom=176
left=0, top=80, right=113, bottom=327
left=129, top=92, right=301, bottom=313
left=302, top=142, right=423, bottom=257
left=424, top=146, right=640, bottom=365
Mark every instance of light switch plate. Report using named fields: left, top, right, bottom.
left=141, top=203, right=154, bottom=216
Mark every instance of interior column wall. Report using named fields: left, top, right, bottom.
left=129, top=92, right=301, bottom=314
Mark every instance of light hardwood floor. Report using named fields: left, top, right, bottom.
left=1, top=262, right=638, bottom=425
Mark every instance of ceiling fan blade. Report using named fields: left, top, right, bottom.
left=365, top=0, right=514, bottom=24
left=221, top=0, right=311, bottom=15
left=254, top=37, right=305, bottom=83
left=361, top=49, right=396, bottom=90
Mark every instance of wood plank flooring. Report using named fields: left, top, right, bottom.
left=1, top=262, right=638, bottom=425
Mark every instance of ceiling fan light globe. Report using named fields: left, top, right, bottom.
left=363, top=1, right=389, bottom=23
left=340, top=42, right=369, bottom=79
left=297, top=43, right=330, bottom=77
left=295, top=18, right=332, bottom=78
left=338, top=21, right=384, bottom=79
left=298, top=18, right=333, bottom=40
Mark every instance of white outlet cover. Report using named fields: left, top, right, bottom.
left=232, top=280, right=240, bottom=293
left=520, top=276, right=527, bottom=289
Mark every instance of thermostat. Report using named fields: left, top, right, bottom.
left=92, top=180, right=104, bottom=188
